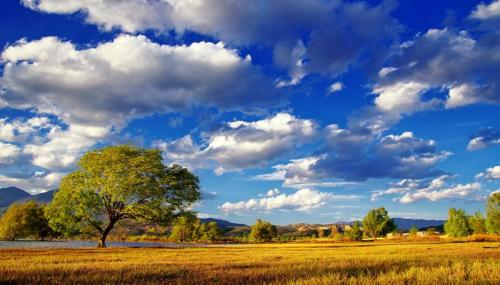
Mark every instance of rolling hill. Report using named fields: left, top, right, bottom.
left=0, top=187, right=56, bottom=210
left=0, top=187, right=31, bottom=208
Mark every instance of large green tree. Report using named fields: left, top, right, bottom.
left=486, top=192, right=500, bottom=234
left=362, top=207, right=396, bottom=238
left=444, top=208, right=470, bottom=237
left=45, top=145, right=201, bottom=247
left=250, top=219, right=277, bottom=242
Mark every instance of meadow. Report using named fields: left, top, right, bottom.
left=0, top=241, right=498, bottom=284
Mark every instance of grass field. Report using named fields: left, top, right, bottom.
left=0, top=242, right=499, bottom=284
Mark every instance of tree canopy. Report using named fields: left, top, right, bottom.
left=45, top=145, right=201, bottom=247
left=250, top=219, right=277, bottom=242
left=486, top=192, right=500, bottom=234
left=169, top=215, right=222, bottom=242
left=0, top=201, right=52, bottom=241
left=444, top=208, right=470, bottom=237
left=362, top=207, right=396, bottom=238
left=344, top=221, right=363, bottom=241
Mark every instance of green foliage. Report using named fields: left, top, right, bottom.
left=486, top=192, right=500, bottom=234
left=45, top=145, right=201, bottom=247
left=362, top=207, right=396, bottom=238
left=0, top=201, right=53, bottom=241
left=444, top=208, right=470, bottom=237
left=344, top=221, right=363, bottom=241
left=169, top=215, right=222, bottom=242
left=468, top=212, right=487, bottom=234
left=409, top=225, right=418, bottom=236
left=250, top=219, right=277, bottom=242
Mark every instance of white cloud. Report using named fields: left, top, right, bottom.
left=0, top=142, right=21, bottom=164
left=312, top=127, right=451, bottom=181
left=399, top=182, right=481, bottom=204
left=374, top=28, right=500, bottom=113
left=213, top=166, right=225, bottom=176
left=446, top=84, right=478, bottom=109
left=155, top=113, right=317, bottom=170
left=1, top=35, right=276, bottom=170
left=219, top=188, right=361, bottom=213
left=22, top=124, right=110, bottom=169
left=22, top=0, right=399, bottom=83
left=254, top=156, right=354, bottom=189
left=21, top=0, right=172, bottom=32
left=476, top=166, right=500, bottom=180
left=328, top=82, right=343, bottom=93
left=1, top=35, right=275, bottom=128
left=373, top=81, right=436, bottom=115
left=0, top=117, right=54, bottom=143
left=0, top=171, right=64, bottom=193
left=467, top=127, right=500, bottom=151
left=378, top=67, right=397, bottom=78
left=470, top=0, right=500, bottom=20
left=372, top=175, right=482, bottom=204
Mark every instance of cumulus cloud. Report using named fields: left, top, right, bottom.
left=328, top=82, right=344, bottom=93
left=312, top=127, right=450, bottom=181
left=373, top=28, right=500, bottom=114
left=219, top=188, right=361, bottom=213
left=0, top=171, right=64, bottom=193
left=0, top=142, right=21, bottom=164
left=372, top=175, right=482, bottom=203
left=476, top=166, right=500, bottom=180
left=470, top=0, right=500, bottom=20
left=1, top=35, right=276, bottom=127
left=468, top=127, right=500, bottom=151
left=0, top=117, right=54, bottom=143
left=1, top=34, right=277, bottom=170
left=22, top=0, right=400, bottom=83
left=154, top=112, right=317, bottom=170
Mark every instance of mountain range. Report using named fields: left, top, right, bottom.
left=0, top=187, right=444, bottom=230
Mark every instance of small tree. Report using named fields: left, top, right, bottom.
left=444, top=208, right=470, bottom=237
left=170, top=215, right=196, bottom=242
left=0, top=201, right=53, bottom=241
left=0, top=202, right=27, bottom=240
left=362, top=207, right=396, bottom=239
left=409, top=225, right=419, bottom=237
left=45, top=145, right=201, bottom=247
left=486, top=192, right=500, bottom=234
left=250, top=219, right=277, bottom=242
left=201, top=222, right=222, bottom=242
left=468, top=212, right=487, bottom=234
left=344, top=221, right=363, bottom=241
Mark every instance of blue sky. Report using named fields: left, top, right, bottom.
left=0, top=0, right=499, bottom=225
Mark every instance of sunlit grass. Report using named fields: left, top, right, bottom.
left=0, top=242, right=498, bottom=284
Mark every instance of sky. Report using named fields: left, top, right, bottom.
left=0, top=0, right=499, bottom=225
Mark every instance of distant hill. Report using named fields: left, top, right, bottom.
left=0, top=187, right=31, bottom=208
left=200, top=218, right=247, bottom=229
left=24, top=190, right=56, bottom=204
left=392, top=218, right=444, bottom=231
left=0, top=187, right=56, bottom=210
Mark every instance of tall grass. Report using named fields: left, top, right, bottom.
left=0, top=242, right=498, bottom=284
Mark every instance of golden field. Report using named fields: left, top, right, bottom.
left=0, top=242, right=499, bottom=284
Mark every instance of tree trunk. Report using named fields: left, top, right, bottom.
left=97, top=220, right=116, bottom=248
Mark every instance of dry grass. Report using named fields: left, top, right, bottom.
left=0, top=242, right=499, bottom=284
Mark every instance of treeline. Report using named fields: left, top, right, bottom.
left=1, top=192, right=498, bottom=243
left=0, top=201, right=55, bottom=241
left=444, top=191, right=499, bottom=237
